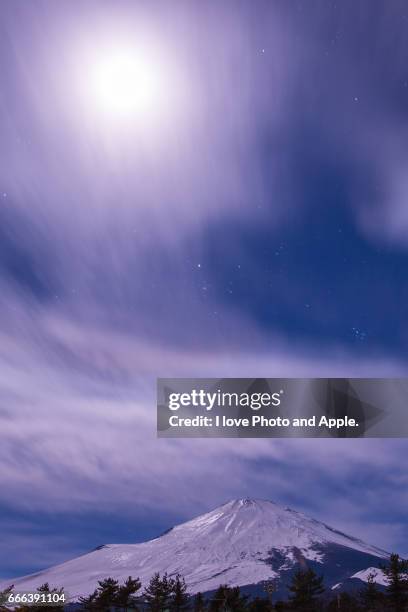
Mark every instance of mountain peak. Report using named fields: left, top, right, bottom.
left=222, top=497, right=280, bottom=510
left=3, top=498, right=389, bottom=600
left=204, top=497, right=294, bottom=518
left=176, top=497, right=386, bottom=560
left=229, top=497, right=273, bottom=505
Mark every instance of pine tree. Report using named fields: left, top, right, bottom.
left=287, top=568, right=325, bottom=611
left=227, top=586, right=248, bottom=612
left=35, top=583, right=65, bottom=612
left=78, top=589, right=99, bottom=611
left=78, top=576, right=141, bottom=611
left=0, top=585, right=13, bottom=611
left=115, top=576, right=142, bottom=610
left=381, top=553, right=408, bottom=611
left=194, top=592, right=206, bottom=612
left=209, top=585, right=248, bottom=612
left=143, top=572, right=175, bottom=612
left=209, top=585, right=228, bottom=612
left=359, top=572, right=384, bottom=611
left=94, top=577, right=120, bottom=610
left=171, top=574, right=189, bottom=612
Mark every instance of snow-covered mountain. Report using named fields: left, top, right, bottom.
left=351, top=568, right=388, bottom=586
left=1, top=499, right=389, bottom=601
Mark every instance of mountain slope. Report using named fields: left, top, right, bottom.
left=1, top=499, right=388, bottom=600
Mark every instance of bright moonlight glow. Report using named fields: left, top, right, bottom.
left=74, top=33, right=188, bottom=136
left=90, top=49, right=163, bottom=119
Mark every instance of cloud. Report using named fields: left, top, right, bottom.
left=0, top=0, right=296, bottom=253
left=0, top=295, right=407, bottom=561
left=1, top=0, right=408, bottom=578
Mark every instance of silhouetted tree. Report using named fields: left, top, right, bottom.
left=209, top=585, right=248, bottom=612
left=94, top=577, right=120, bottom=611
left=115, top=575, right=142, bottom=610
left=143, top=573, right=175, bottom=612
left=359, top=572, right=384, bottom=611
left=78, top=576, right=141, bottom=611
left=78, top=588, right=99, bottom=611
left=287, top=568, right=325, bottom=611
left=194, top=592, right=206, bottom=612
left=0, top=585, right=13, bottom=611
left=381, top=553, right=408, bottom=611
left=171, top=574, right=189, bottom=612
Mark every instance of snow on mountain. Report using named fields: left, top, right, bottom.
left=351, top=567, right=388, bottom=586
left=1, top=498, right=389, bottom=601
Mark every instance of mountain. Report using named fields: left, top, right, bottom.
left=1, top=498, right=389, bottom=601
left=351, top=567, right=387, bottom=586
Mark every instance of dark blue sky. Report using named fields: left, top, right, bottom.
left=0, top=0, right=408, bottom=580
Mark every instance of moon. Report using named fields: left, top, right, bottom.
left=73, top=33, right=183, bottom=133
left=90, top=48, right=162, bottom=120
left=71, top=29, right=191, bottom=143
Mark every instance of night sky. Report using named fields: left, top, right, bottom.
left=1, top=0, right=408, bottom=579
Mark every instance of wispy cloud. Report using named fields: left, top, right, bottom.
left=0, top=301, right=407, bottom=566
left=1, top=0, right=408, bottom=579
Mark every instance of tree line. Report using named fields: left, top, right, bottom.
left=0, top=553, right=407, bottom=611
